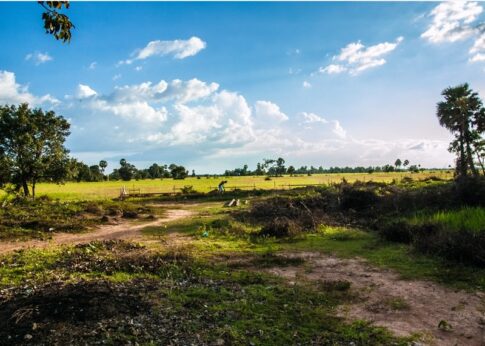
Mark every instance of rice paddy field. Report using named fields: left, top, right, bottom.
left=2, top=170, right=453, bottom=201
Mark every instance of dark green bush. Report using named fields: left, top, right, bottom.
left=412, top=225, right=485, bottom=266
left=377, top=220, right=414, bottom=244
left=258, top=217, right=302, bottom=238
left=340, top=187, right=378, bottom=211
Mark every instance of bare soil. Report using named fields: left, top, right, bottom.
left=0, top=209, right=193, bottom=255
left=264, top=251, right=485, bottom=346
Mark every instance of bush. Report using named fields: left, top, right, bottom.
left=413, top=225, right=485, bottom=266
left=377, top=220, right=414, bottom=244
left=453, top=177, right=485, bottom=206
left=258, top=216, right=302, bottom=238
left=181, top=185, right=196, bottom=194
left=340, top=187, right=378, bottom=211
left=379, top=219, right=485, bottom=266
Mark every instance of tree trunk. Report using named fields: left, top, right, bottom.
left=22, top=181, right=29, bottom=196
left=459, top=119, right=467, bottom=177
left=459, top=137, right=467, bottom=176
left=476, top=151, right=485, bottom=176
left=466, top=142, right=478, bottom=176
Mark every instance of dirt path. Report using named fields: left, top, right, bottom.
left=264, top=251, right=485, bottom=346
left=0, top=209, right=194, bottom=255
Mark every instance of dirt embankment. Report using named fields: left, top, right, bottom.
left=265, top=251, right=485, bottom=346
left=0, top=209, right=193, bottom=255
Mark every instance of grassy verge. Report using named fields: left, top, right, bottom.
left=409, top=206, right=485, bottom=233
left=0, top=198, right=157, bottom=241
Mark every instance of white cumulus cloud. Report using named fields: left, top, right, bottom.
left=254, top=100, right=289, bottom=122
left=319, top=64, right=347, bottom=75
left=301, top=112, right=328, bottom=124
left=120, top=37, right=206, bottom=65
left=0, top=70, right=59, bottom=105
left=421, top=1, right=482, bottom=43
left=319, top=37, right=403, bottom=75
left=76, top=84, right=97, bottom=98
left=421, top=2, right=485, bottom=64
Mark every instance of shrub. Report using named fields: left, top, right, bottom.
left=377, top=220, right=414, bottom=244
left=258, top=216, right=302, bottom=238
left=413, top=226, right=485, bottom=266
left=340, top=187, right=378, bottom=211
left=453, top=177, right=485, bottom=206
left=181, top=185, right=196, bottom=194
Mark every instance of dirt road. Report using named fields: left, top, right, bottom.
left=0, top=209, right=193, bottom=255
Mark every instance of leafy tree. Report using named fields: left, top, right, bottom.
left=403, top=159, right=409, bottom=167
left=89, top=165, right=104, bottom=182
left=408, top=165, right=419, bottom=173
left=473, top=138, right=485, bottom=174
left=99, top=160, right=108, bottom=178
left=394, top=158, right=402, bottom=170
left=0, top=103, right=70, bottom=198
left=276, top=157, right=286, bottom=176
left=0, top=155, right=13, bottom=190
left=287, top=165, right=296, bottom=176
left=169, top=164, right=188, bottom=180
left=437, top=83, right=485, bottom=177
left=146, top=163, right=161, bottom=179
left=254, top=162, right=264, bottom=176
left=39, top=1, right=75, bottom=43
left=382, top=164, right=394, bottom=172
left=118, top=158, right=137, bottom=181
left=76, top=162, right=92, bottom=182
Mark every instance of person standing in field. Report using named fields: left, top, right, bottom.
left=218, top=180, right=227, bottom=193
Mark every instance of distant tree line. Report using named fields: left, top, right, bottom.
left=65, top=159, right=189, bottom=182
left=223, top=157, right=426, bottom=177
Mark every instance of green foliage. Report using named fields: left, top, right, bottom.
left=437, top=83, right=485, bottom=177
left=411, top=207, right=485, bottom=233
left=39, top=1, right=74, bottom=43
left=0, top=103, right=71, bottom=198
left=169, top=163, right=189, bottom=180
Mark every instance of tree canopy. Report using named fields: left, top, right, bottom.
left=437, top=83, right=485, bottom=177
left=0, top=103, right=71, bottom=198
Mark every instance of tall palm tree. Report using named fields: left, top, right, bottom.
left=437, top=83, right=485, bottom=177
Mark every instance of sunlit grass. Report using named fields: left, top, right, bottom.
left=0, top=171, right=452, bottom=201
left=410, top=207, right=485, bottom=233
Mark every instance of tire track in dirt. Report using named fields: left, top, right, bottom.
left=0, top=209, right=194, bottom=255
left=264, top=251, right=485, bottom=346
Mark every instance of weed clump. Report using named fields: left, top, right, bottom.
left=258, top=216, right=303, bottom=238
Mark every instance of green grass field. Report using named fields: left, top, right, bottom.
left=1, top=171, right=452, bottom=201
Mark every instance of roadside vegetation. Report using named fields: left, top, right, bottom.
left=0, top=197, right=154, bottom=241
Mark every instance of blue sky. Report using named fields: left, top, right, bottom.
left=1, top=1, right=484, bottom=173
